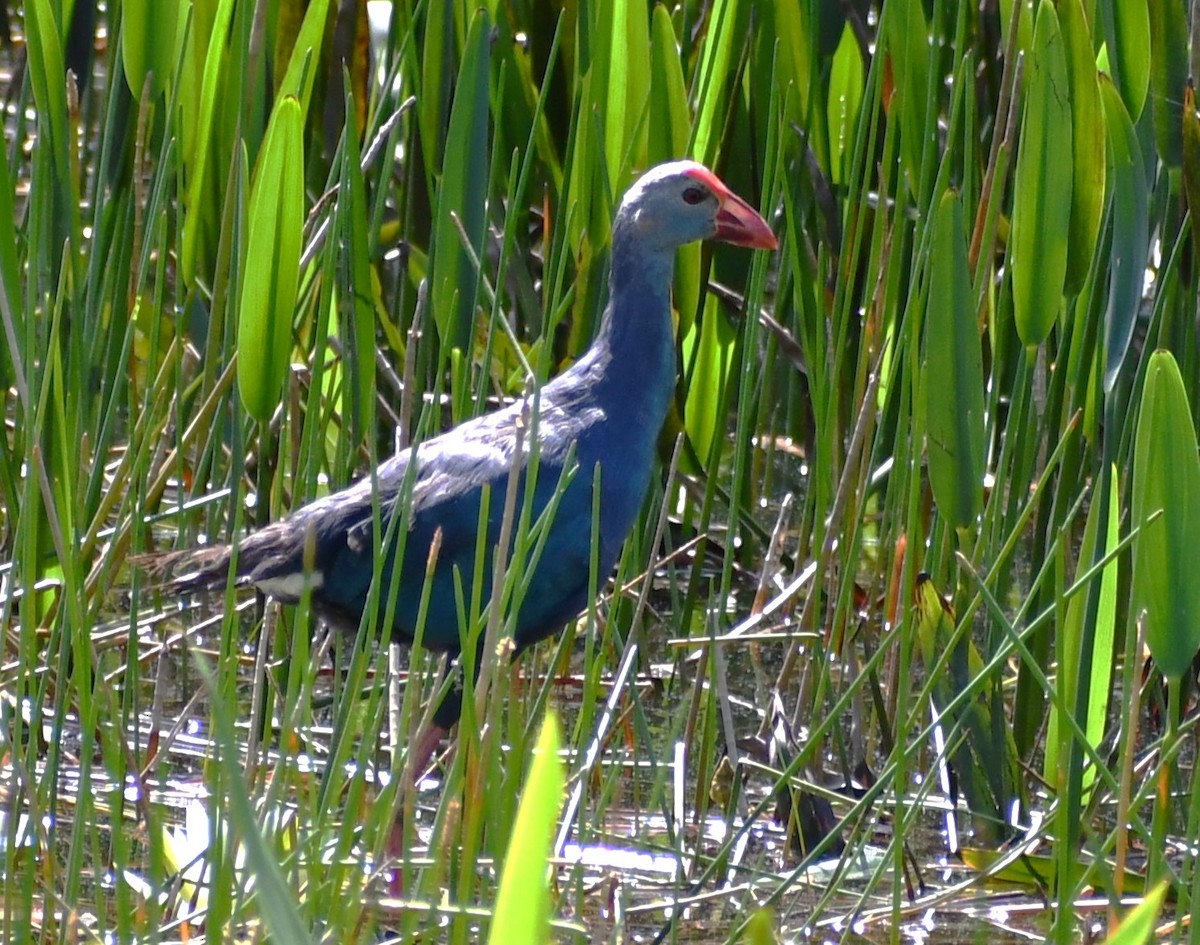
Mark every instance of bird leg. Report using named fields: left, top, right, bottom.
left=382, top=659, right=463, bottom=896
left=383, top=719, right=450, bottom=897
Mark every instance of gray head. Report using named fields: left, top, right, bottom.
left=612, top=160, right=778, bottom=252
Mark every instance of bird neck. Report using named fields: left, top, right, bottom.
left=594, top=238, right=677, bottom=387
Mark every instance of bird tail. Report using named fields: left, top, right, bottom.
left=130, top=544, right=237, bottom=594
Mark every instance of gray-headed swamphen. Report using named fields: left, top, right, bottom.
left=141, top=160, right=777, bottom=773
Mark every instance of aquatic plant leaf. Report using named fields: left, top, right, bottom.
left=1099, top=78, right=1148, bottom=393
left=488, top=714, right=563, bottom=945
left=1010, top=0, right=1072, bottom=346
left=1058, top=0, right=1105, bottom=295
left=924, top=190, right=984, bottom=530
left=1132, top=351, right=1200, bottom=681
left=1104, top=0, right=1150, bottom=121
left=238, top=97, right=305, bottom=424
left=121, top=0, right=179, bottom=100
left=1101, top=881, right=1168, bottom=945
left=1147, top=0, right=1185, bottom=167
left=430, top=8, right=490, bottom=355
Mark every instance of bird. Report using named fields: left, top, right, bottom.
left=138, top=160, right=777, bottom=773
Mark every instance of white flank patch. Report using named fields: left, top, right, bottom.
left=256, top=570, right=325, bottom=599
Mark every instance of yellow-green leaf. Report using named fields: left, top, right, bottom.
left=681, top=296, right=737, bottom=468
left=122, top=0, right=179, bottom=100
left=602, top=0, right=650, bottom=186
left=889, top=0, right=932, bottom=197
left=924, top=191, right=984, bottom=530
left=1010, top=0, right=1072, bottom=346
left=430, top=8, right=490, bottom=355
left=339, top=89, right=376, bottom=446
left=1102, top=882, right=1168, bottom=945
left=648, top=7, right=700, bottom=334
left=180, top=0, right=237, bottom=287
left=827, top=23, right=865, bottom=188
left=275, top=0, right=333, bottom=119
left=237, top=97, right=306, bottom=424
left=488, top=714, right=564, bottom=945
left=1105, top=0, right=1150, bottom=121
left=997, top=0, right=1035, bottom=59
left=1058, top=0, right=1105, bottom=294
left=1132, top=351, right=1200, bottom=681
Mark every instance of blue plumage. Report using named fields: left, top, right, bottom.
left=145, top=160, right=776, bottom=733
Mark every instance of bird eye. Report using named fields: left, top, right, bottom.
left=682, top=186, right=706, bottom=205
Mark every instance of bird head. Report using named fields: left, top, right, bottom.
left=614, top=160, right=778, bottom=251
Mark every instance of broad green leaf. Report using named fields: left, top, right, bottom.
left=122, top=0, right=179, bottom=100
left=1147, top=0, right=1186, bottom=168
left=690, top=0, right=741, bottom=165
left=924, top=191, right=984, bottom=530
left=238, top=97, right=306, bottom=424
left=430, top=7, right=491, bottom=355
left=180, top=0, right=237, bottom=287
left=1010, top=1, right=1072, bottom=346
left=1103, top=0, right=1150, bottom=121
left=772, top=0, right=825, bottom=168
left=646, top=5, right=689, bottom=167
left=488, top=714, right=563, bottom=945
left=1132, top=351, right=1200, bottom=681
left=682, top=296, right=737, bottom=467
left=1099, top=77, right=1148, bottom=393
left=827, top=23, right=864, bottom=188
left=1058, top=0, right=1105, bottom=295
left=648, top=7, right=700, bottom=334
left=418, top=0, right=453, bottom=180
left=997, top=0, right=1035, bottom=57
left=888, top=0, right=932, bottom=197
left=602, top=0, right=650, bottom=186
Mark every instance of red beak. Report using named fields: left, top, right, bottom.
left=682, top=165, right=778, bottom=250
left=714, top=190, right=779, bottom=249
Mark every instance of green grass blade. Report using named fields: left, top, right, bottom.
left=24, top=0, right=69, bottom=182
left=430, top=7, right=491, bottom=355
left=197, top=656, right=315, bottom=944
